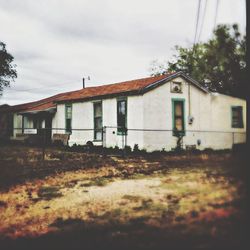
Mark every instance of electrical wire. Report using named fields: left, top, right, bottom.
left=197, top=0, right=208, bottom=43
left=214, top=0, right=220, bottom=30
left=193, top=0, right=202, bottom=45
left=5, top=80, right=81, bottom=93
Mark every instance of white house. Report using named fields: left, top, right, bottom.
left=4, top=72, right=246, bottom=151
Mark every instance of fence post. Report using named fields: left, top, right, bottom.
left=42, top=128, right=46, bottom=162
left=102, top=126, right=106, bottom=156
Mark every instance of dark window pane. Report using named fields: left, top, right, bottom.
left=94, top=102, right=102, bottom=140
left=117, top=99, right=127, bottom=133
left=232, top=106, right=243, bottom=128
left=173, top=100, right=184, bottom=136
left=66, top=105, right=72, bottom=119
left=66, top=118, right=71, bottom=133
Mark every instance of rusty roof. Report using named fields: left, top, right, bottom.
left=55, top=73, right=175, bottom=103
left=0, top=91, right=72, bottom=113
left=1, top=72, right=208, bottom=113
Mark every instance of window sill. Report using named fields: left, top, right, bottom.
left=172, top=131, right=186, bottom=137
left=117, top=132, right=128, bottom=136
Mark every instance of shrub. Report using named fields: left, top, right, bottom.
left=133, top=144, right=139, bottom=153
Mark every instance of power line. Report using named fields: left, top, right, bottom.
left=193, top=0, right=202, bottom=45
left=197, top=0, right=208, bottom=43
left=5, top=80, right=80, bottom=93
left=213, top=0, right=220, bottom=30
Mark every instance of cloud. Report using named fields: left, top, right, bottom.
left=0, top=0, right=246, bottom=105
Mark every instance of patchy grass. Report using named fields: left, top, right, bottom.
left=37, top=186, right=62, bottom=200
left=0, top=145, right=247, bottom=250
left=80, top=177, right=111, bottom=187
left=0, top=200, right=7, bottom=207
left=50, top=217, right=85, bottom=229
left=122, top=195, right=142, bottom=202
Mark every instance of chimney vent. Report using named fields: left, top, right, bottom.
left=82, top=78, right=85, bottom=88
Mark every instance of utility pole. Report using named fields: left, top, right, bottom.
left=246, top=0, right=250, bottom=148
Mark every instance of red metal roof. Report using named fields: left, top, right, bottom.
left=55, top=73, right=174, bottom=103
left=0, top=91, right=72, bottom=113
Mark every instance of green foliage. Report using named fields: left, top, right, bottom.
left=133, top=144, right=139, bottom=152
left=150, top=24, right=246, bottom=98
left=0, top=42, right=17, bottom=95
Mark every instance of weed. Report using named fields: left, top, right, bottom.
left=122, top=195, right=142, bottom=202
left=0, top=200, right=7, bottom=207
left=80, top=177, right=110, bottom=187
left=37, top=186, right=62, bottom=200
left=50, top=217, right=85, bottom=229
left=129, top=216, right=149, bottom=226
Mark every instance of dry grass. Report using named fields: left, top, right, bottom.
left=0, top=145, right=247, bottom=249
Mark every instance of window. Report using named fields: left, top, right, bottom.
left=171, top=81, right=182, bottom=93
left=94, top=102, right=102, bottom=140
left=231, top=106, right=243, bottom=128
left=117, top=98, right=127, bottom=134
left=65, top=104, right=72, bottom=133
left=172, top=99, right=185, bottom=136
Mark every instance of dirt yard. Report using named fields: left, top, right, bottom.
left=0, top=145, right=247, bottom=250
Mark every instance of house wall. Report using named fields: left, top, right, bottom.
left=142, top=77, right=246, bottom=151
left=49, top=76, right=246, bottom=151
left=53, top=95, right=144, bottom=148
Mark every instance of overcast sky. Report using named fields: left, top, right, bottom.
left=0, top=0, right=246, bottom=105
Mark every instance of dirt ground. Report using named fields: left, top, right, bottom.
left=0, top=145, right=248, bottom=250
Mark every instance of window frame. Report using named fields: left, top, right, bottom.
left=231, top=106, right=243, bottom=128
left=93, top=101, right=103, bottom=141
left=117, top=97, right=127, bottom=135
left=171, top=81, right=182, bottom=93
left=172, top=98, right=186, bottom=136
left=65, top=103, right=72, bottom=134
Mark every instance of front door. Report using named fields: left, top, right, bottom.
left=172, top=99, right=185, bottom=136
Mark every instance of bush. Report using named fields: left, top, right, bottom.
left=124, top=145, right=132, bottom=154
left=133, top=144, right=139, bottom=153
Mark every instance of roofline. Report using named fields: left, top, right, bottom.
left=55, top=72, right=209, bottom=104
left=19, top=106, right=56, bottom=115
left=141, top=71, right=209, bottom=94
left=210, top=91, right=246, bottom=101
left=55, top=90, right=139, bottom=104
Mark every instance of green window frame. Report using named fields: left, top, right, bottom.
left=231, top=106, right=243, bottom=128
left=117, top=98, right=127, bottom=135
left=172, top=98, right=186, bottom=136
left=93, top=101, right=103, bottom=141
left=65, top=103, right=72, bottom=133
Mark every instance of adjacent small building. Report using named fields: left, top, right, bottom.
left=0, top=72, right=246, bottom=151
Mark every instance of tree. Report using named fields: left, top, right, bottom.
left=0, top=42, right=17, bottom=95
left=150, top=24, right=246, bottom=98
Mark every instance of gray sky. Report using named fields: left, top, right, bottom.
left=0, top=0, right=246, bottom=105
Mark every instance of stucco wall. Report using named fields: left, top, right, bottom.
left=53, top=95, right=144, bottom=148
left=46, top=76, right=246, bottom=151
left=142, top=77, right=246, bottom=151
